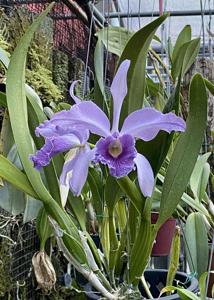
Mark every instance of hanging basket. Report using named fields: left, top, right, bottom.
left=151, top=212, right=176, bottom=256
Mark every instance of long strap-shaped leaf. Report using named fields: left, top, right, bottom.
left=119, top=14, right=168, bottom=123
left=6, top=4, right=54, bottom=203
left=2, top=5, right=96, bottom=272
left=0, top=154, right=39, bottom=199
left=157, top=73, right=207, bottom=227
left=184, top=212, right=209, bottom=278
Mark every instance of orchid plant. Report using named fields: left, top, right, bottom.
left=0, top=4, right=209, bottom=299
left=30, top=59, right=185, bottom=199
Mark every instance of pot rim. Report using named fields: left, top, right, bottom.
left=144, top=269, right=198, bottom=300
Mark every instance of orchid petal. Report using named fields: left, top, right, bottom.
left=60, top=148, right=77, bottom=207
left=52, top=101, right=110, bottom=137
left=111, top=59, right=131, bottom=133
left=30, top=134, right=81, bottom=170
left=121, top=107, right=186, bottom=141
left=60, top=145, right=94, bottom=196
left=94, top=133, right=136, bottom=178
left=69, top=80, right=81, bottom=104
left=134, top=153, right=154, bottom=197
left=35, top=110, right=89, bottom=143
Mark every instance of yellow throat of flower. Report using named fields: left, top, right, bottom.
left=108, top=139, right=123, bottom=158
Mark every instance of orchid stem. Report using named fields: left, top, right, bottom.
left=117, top=176, right=145, bottom=213
left=141, top=275, right=153, bottom=299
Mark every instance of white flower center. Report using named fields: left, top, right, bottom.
left=108, top=139, right=123, bottom=158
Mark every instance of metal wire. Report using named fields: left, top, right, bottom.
left=83, top=0, right=95, bottom=98
left=104, top=0, right=110, bottom=88
left=138, top=0, right=141, bottom=29
left=200, top=0, right=207, bottom=58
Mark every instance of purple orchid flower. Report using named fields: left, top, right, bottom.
left=31, top=59, right=186, bottom=197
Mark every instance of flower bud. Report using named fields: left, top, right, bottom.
left=32, top=251, right=56, bottom=292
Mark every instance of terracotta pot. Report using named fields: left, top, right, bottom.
left=151, top=212, right=176, bottom=256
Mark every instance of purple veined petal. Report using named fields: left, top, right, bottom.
left=134, top=153, right=154, bottom=197
left=35, top=121, right=58, bottom=138
left=35, top=110, right=74, bottom=137
left=94, top=133, right=137, bottom=178
left=60, top=145, right=94, bottom=196
left=121, top=107, right=186, bottom=141
left=69, top=80, right=81, bottom=104
left=111, top=59, right=131, bottom=133
left=35, top=111, right=89, bottom=144
left=30, top=134, right=81, bottom=170
left=52, top=101, right=111, bottom=137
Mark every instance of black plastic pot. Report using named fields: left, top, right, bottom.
left=140, top=269, right=198, bottom=299
left=83, top=269, right=198, bottom=299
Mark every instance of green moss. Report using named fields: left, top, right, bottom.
left=0, top=7, right=63, bottom=104
left=52, top=50, right=69, bottom=99
left=0, top=238, right=13, bottom=297
left=26, top=65, right=62, bottom=104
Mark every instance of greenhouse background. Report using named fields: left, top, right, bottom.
left=0, top=1, right=213, bottom=299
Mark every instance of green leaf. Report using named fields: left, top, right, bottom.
left=172, top=25, right=191, bottom=64
left=167, top=37, right=173, bottom=63
left=184, top=212, right=209, bottom=278
left=105, top=175, right=121, bottom=213
left=119, top=14, right=168, bottom=123
left=171, top=38, right=200, bottom=80
left=0, top=181, right=25, bottom=215
left=25, top=84, right=43, bottom=110
left=6, top=3, right=55, bottom=203
left=104, top=176, right=121, bottom=273
left=190, top=153, right=211, bottom=201
left=157, top=73, right=207, bottom=227
left=66, top=194, right=87, bottom=231
left=166, top=227, right=180, bottom=288
left=145, top=77, right=162, bottom=97
left=157, top=174, right=210, bottom=217
left=27, top=89, right=61, bottom=204
left=198, top=272, right=208, bottom=300
left=117, top=176, right=144, bottom=213
left=0, top=154, right=39, bottom=199
left=204, top=78, right=214, bottom=95
left=115, top=199, right=127, bottom=232
left=87, top=168, right=103, bottom=222
left=58, top=102, right=71, bottom=110
left=23, top=196, right=43, bottom=223
left=181, top=38, right=200, bottom=76
left=96, top=26, right=132, bottom=57
left=0, top=48, right=10, bottom=68
left=0, top=92, right=7, bottom=108
left=198, top=162, right=210, bottom=202
left=94, top=39, right=106, bottom=102
left=136, top=70, right=181, bottom=178
left=1, top=110, right=14, bottom=156
left=0, top=145, right=32, bottom=216
left=161, top=286, right=199, bottom=300
left=36, top=207, right=53, bottom=250
left=129, top=198, right=154, bottom=284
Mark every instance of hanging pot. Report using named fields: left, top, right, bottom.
left=151, top=212, right=176, bottom=256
